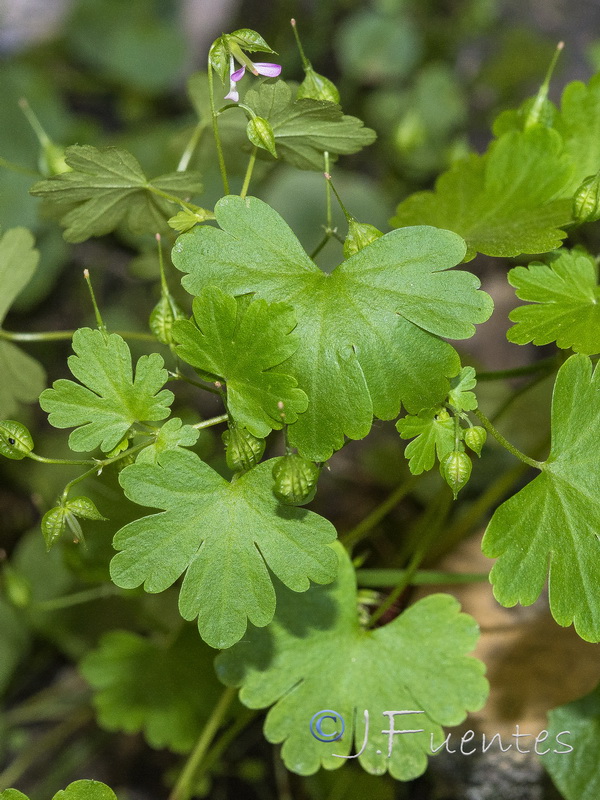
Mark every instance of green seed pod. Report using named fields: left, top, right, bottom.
left=272, top=453, right=320, bottom=506
left=246, top=117, right=277, bottom=158
left=343, top=219, right=384, bottom=258
left=149, top=294, right=186, bottom=346
left=572, top=172, right=600, bottom=223
left=222, top=425, right=265, bottom=472
left=440, top=450, right=472, bottom=499
left=0, top=420, right=34, bottom=460
left=464, top=426, right=487, bottom=457
left=297, top=66, right=340, bottom=104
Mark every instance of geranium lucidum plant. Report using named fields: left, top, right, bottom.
left=0, top=20, right=599, bottom=800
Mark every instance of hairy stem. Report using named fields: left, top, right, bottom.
left=169, top=686, right=237, bottom=800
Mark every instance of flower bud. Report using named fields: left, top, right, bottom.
left=222, top=425, right=265, bottom=472
left=440, top=450, right=472, bottom=499
left=272, top=453, right=320, bottom=505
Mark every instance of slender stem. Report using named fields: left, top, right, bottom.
left=0, top=155, right=40, bottom=178
left=491, top=368, right=553, bottom=423
left=83, top=269, right=107, bottom=336
left=476, top=355, right=558, bottom=381
left=207, top=62, right=230, bottom=195
left=341, top=475, right=418, bottom=550
left=177, top=122, right=207, bottom=171
left=33, top=584, right=123, bottom=612
left=356, top=569, right=489, bottom=587
left=192, top=708, right=258, bottom=787
left=290, top=18, right=310, bottom=69
left=191, top=413, right=229, bottom=430
left=240, top=146, right=258, bottom=199
left=27, top=452, right=94, bottom=466
left=367, top=493, right=452, bottom=627
left=473, top=408, right=544, bottom=470
left=0, top=328, right=157, bottom=343
left=169, top=686, right=237, bottom=800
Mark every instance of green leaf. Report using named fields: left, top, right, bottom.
left=482, top=355, right=600, bottom=641
left=0, top=228, right=45, bottom=418
left=0, top=781, right=116, bottom=800
left=448, top=366, right=478, bottom=411
left=391, top=127, right=574, bottom=260
left=80, top=626, right=225, bottom=753
left=216, top=542, right=488, bottom=780
left=544, top=683, right=600, bottom=800
left=174, top=287, right=308, bottom=437
left=111, top=450, right=338, bottom=649
left=39, top=328, right=173, bottom=453
left=136, top=417, right=199, bottom=464
left=556, top=73, right=600, bottom=190
left=173, top=195, right=492, bottom=460
left=30, top=145, right=202, bottom=242
left=243, top=80, right=376, bottom=170
left=396, top=408, right=455, bottom=475
left=507, top=249, right=600, bottom=355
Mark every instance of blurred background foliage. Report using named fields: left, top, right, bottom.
left=0, top=0, right=597, bottom=798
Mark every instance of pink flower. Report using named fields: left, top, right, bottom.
left=224, top=56, right=281, bottom=102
